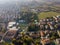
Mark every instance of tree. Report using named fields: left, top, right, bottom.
left=28, top=22, right=39, bottom=32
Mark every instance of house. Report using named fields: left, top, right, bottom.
left=56, top=38, right=60, bottom=45
left=3, top=30, right=18, bottom=42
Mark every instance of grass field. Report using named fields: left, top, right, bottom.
left=38, top=11, right=60, bottom=19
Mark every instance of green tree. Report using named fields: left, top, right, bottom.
left=28, top=22, right=39, bottom=32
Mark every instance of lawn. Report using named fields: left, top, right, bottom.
left=38, top=12, right=60, bottom=19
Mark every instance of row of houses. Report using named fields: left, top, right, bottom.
left=35, top=15, right=60, bottom=30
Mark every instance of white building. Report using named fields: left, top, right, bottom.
left=7, top=22, right=19, bottom=30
